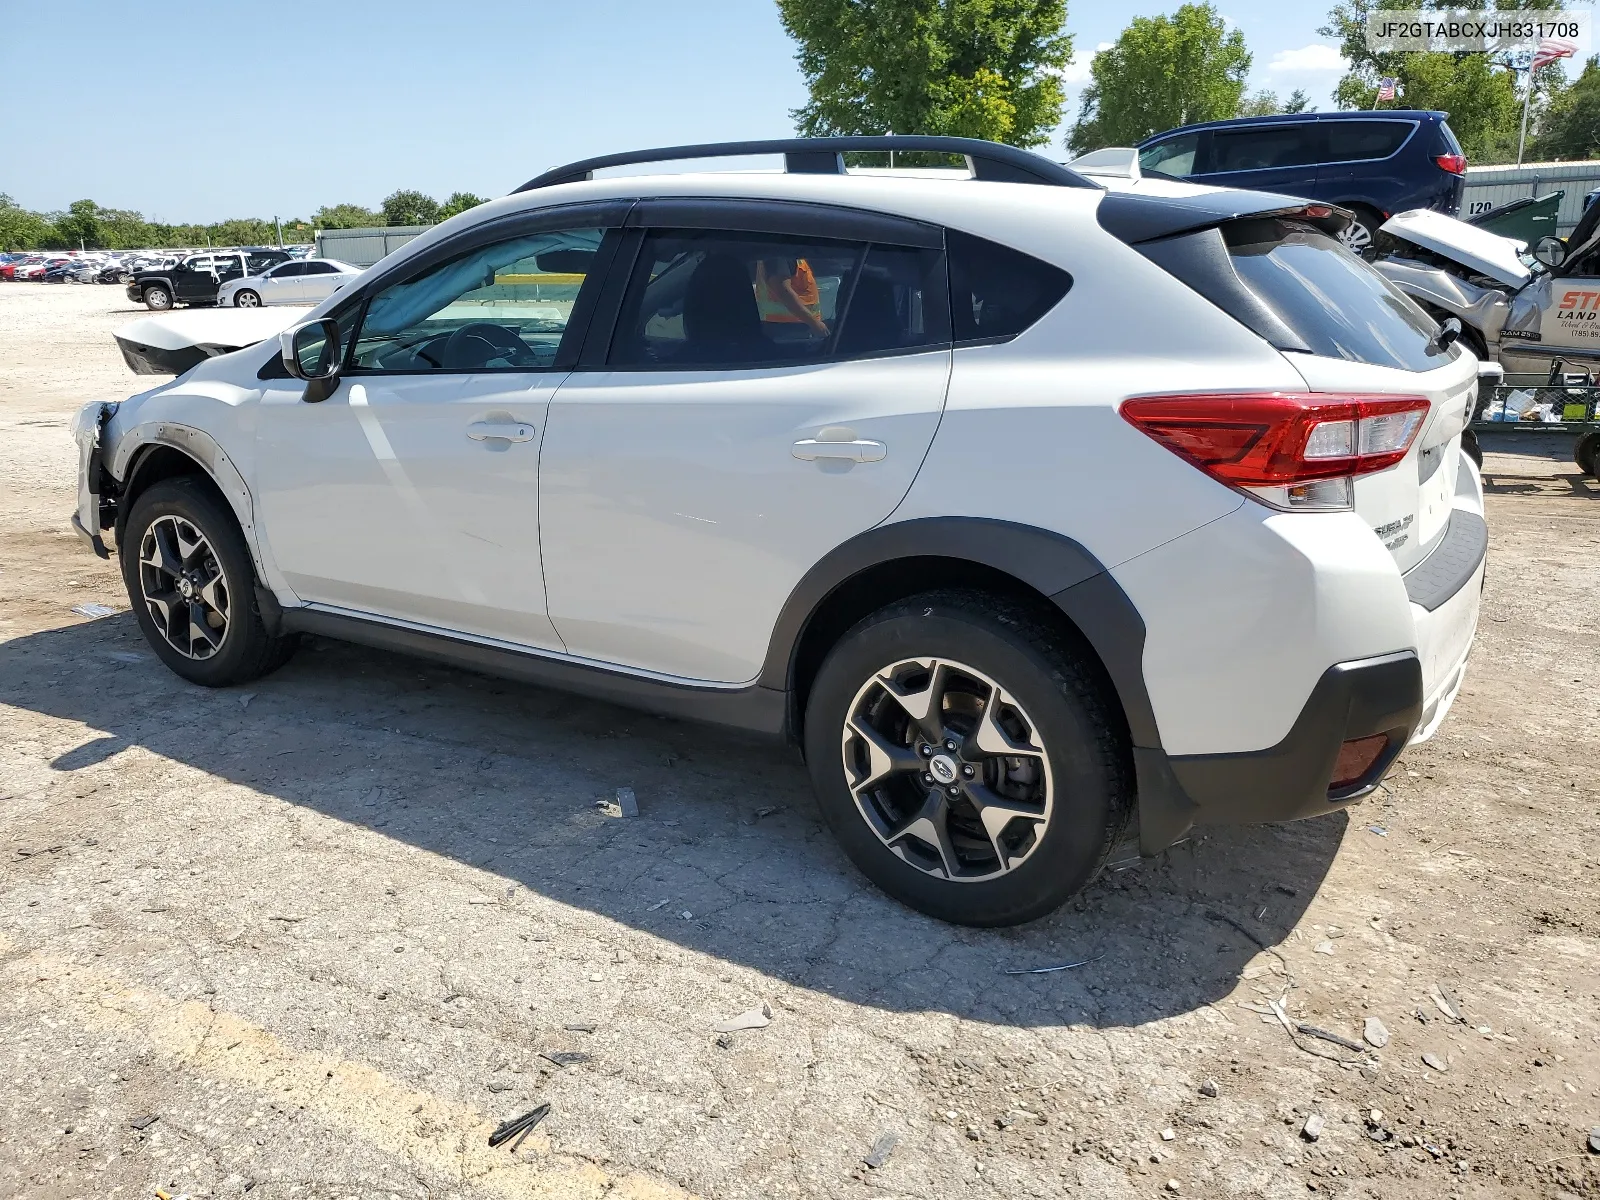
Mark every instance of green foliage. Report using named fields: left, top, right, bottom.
left=438, top=191, right=488, bottom=220
left=1285, top=89, right=1312, bottom=113
left=1531, top=55, right=1600, bottom=160
left=1068, top=3, right=1250, bottom=152
left=1237, top=87, right=1315, bottom=118
left=1321, top=0, right=1562, bottom=163
left=310, top=203, right=383, bottom=230
left=381, top=190, right=441, bottom=227
left=776, top=0, right=1072, bottom=147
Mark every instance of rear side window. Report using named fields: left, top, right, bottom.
left=834, top=243, right=950, bottom=358
left=1208, top=126, right=1320, bottom=173
left=1139, top=133, right=1200, bottom=178
left=1323, top=121, right=1413, bottom=163
left=947, top=229, right=1071, bottom=343
left=1436, top=121, right=1464, bottom=157
left=1223, top=218, right=1448, bottom=371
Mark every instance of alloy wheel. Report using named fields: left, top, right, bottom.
left=1338, top=220, right=1373, bottom=255
left=138, top=515, right=230, bottom=660
left=839, top=657, right=1054, bottom=883
left=236, top=290, right=260, bottom=308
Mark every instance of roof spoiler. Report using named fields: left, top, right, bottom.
left=1066, top=147, right=1143, bottom=181
left=513, top=136, right=1101, bottom=193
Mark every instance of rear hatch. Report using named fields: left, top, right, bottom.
left=1123, top=200, right=1472, bottom=573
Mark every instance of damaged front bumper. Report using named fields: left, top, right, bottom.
left=71, top=400, right=118, bottom=559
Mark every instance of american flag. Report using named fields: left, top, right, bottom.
left=1376, top=77, right=1397, bottom=101
left=1531, top=38, right=1577, bottom=70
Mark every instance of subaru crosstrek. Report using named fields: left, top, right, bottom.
left=71, top=136, right=1488, bottom=926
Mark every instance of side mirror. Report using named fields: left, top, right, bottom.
left=280, top=318, right=342, bottom=397
left=1535, top=235, right=1567, bottom=267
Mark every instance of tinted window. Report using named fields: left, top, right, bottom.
left=609, top=230, right=862, bottom=368
left=1323, top=121, right=1412, bottom=163
left=1224, top=218, right=1447, bottom=371
left=1139, top=133, right=1201, bottom=178
left=245, top=253, right=281, bottom=272
left=835, top=243, right=950, bottom=357
left=947, top=229, right=1071, bottom=343
left=351, top=227, right=605, bottom=371
left=300, top=261, right=338, bottom=275
left=271, top=262, right=305, bottom=278
left=1208, top=126, right=1320, bottom=173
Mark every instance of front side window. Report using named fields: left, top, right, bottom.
left=351, top=227, right=605, bottom=371
left=183, top=256, right=213, bottom=272
left=1139, top=133, right=1200, bottom=178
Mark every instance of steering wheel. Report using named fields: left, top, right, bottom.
left=441, top=322, right=535, bottom=369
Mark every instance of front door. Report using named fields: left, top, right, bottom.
left=254, top=220, right=616, bottom=649
left=539, top=221, right=952, bottom=683
left=171, top=255, right=217, bottom=303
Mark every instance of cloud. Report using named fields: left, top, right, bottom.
left=1058, top=41, right=1114, bottom=85
left=1267, top=43, right=1347, bottom=73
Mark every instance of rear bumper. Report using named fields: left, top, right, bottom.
left=1168, top=650, right=1422, bottom=826
left=1406, top=452, right=1487, bottom=741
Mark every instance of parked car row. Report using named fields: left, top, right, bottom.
left=1, top=246, right=351, bottom=309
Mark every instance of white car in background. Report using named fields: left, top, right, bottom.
left=218, top=258, right=361, bottom=308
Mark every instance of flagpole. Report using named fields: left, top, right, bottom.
left=1517, top=64, right=1532, bottom=165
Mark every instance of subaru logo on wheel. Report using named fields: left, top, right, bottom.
left=929, top=754, right=959, bottom=784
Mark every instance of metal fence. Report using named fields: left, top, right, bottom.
left=313, top=225, right=431, bottom=268
left=1462, top=162, right=1600, bottom=236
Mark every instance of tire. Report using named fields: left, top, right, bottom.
left=803, top=589, right=1133, bottom=927
left=119, top=477, right=298, bottom=687
left=1576, top=430, right=1600, bottom=479
left=234, top=289, right=261, bottom=308
left=1462, top=428, right=1484, bottom=469
left=143, top=284, right=173, bottom=311
left=1337, top=206, right=1381, bottom=259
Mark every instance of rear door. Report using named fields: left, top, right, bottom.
left=298, top=261, right=347, bottom=303
left=537, top=201, right=952, bottom=683
left=1315, top=118, right=1419, bottom=209
left=1193, top=123, right=1323, bottom=200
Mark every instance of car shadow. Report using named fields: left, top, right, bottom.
left=2, top=614, right=1342, bottom=1030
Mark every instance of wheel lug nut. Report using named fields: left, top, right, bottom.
left=921, top=772, right=933, bottom=785
left=946, top=785, right=960, bottom=797
left=962, top=765, right=975, bottom=778
left=919, top=744, right=933, bottom=758
left=943, top=739, right=956, bottom=751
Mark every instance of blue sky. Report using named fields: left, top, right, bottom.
left=0, top=0, right=1516, bottom=221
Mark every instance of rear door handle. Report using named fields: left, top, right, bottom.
left=792, top=438, right=886, bottom=463
left=467, top=421, right=536, bottom=443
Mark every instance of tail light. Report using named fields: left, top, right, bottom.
left=1435, top=152, right=1466, bottom=175
left=1121, top=392, right=1431, bottom=511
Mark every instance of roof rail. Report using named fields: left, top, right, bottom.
left=513, top=136, right=1101, bottom=193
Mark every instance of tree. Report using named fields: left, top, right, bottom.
left=52, top=199, right=102, bottom=249
left=1321, top=0, right=1560, bottom=162
left=438, top=191, right=487, bottom=220
left=776, top=0, right=1072, bottom=147
left=1285, top=88, right=1312, bottom=113
left=381, top=190, right=441, bottom=227
left=1068, top=4, right=1249, bottom=152
left=311, top=203, right=381, bottom=230
left=1532, top=56, right=1600, bottom=160
left=0, top=194, right=53, bottom=250
left=1238, top=89, right=1281, bottom=117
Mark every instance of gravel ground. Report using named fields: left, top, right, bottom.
left=1, top=283, right=1597, bottom=1200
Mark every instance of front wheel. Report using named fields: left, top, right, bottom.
left=803, top=590, right=1133, bottom=926
left=120, top=477, right=298, bottom=687
left=233, top=288, right=261, bottom=308
left=143, top=284, right=172, bottom=310
left=1576, top=430, right=1600, bottom=480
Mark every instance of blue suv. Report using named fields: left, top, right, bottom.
left=1136, top=110, right=1466, bottom=255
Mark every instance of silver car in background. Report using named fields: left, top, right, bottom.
left=218, top=258, right=361, bottom=307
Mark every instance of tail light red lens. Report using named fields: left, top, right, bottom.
left=1435, top=152, right=1466, bottom=175
left=1330, top=733, right=1391, bottom=790
left=1120, top=393, right=1431, bottom=488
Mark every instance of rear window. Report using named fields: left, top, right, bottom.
left=1223, top=218, right=1448, bottom=371
left=1323, top=120, right=1413, bottom=163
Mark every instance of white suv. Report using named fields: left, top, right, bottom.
left=71, top=137, right=1488, bottom=926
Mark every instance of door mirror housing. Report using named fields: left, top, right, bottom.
left=281, top=318, right=342, bottom=382
left=1535, top=235, right=1567, bottom=267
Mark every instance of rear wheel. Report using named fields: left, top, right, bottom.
left=1337, top=206, right=1382, bottom=258
left=234, top=288, right=261, bottom=308
left=803, top=590, right=1132, bottom=926
left=1576, top=430, right=1600, bottom=479
left=143, top=284, right=172, bottom=310
left=120, top=477, right=298, bottom=687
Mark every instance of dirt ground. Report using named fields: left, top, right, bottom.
left=1, top=283, right=1596, bottom=1200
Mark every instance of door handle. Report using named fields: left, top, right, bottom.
left=792, top=438, right=886, bottom=463
left=467, top=421, right=536, bottom=443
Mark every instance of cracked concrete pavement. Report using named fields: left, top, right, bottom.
left=2, top=284, right=1598, bottom=1199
